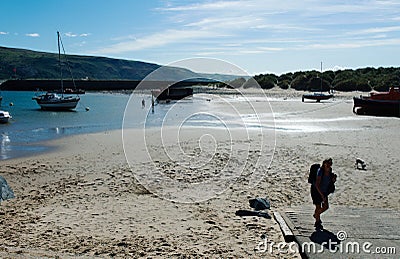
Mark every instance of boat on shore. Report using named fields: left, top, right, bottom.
left=353, top=86, right=400, bottom=116
left=151, top=87, right=193, bottom=102
left=302, top=92, right=334, bottom=102
left=302, top=62, right=334, bottom=102
left=0, top=110, right=11, bottom=123
left=33, top=31, right=80, bottom=111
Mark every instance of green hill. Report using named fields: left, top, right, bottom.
left=0, top=46, right=202, bottom=81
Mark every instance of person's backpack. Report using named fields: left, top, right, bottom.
left=328, top=173, right=337, bottom=194
left=307, top=163, right=320, bottom=184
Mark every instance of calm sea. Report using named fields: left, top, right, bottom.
left=1, top=91, right=269, bottom=160
left=1, top=90, right=363, bottom=161
left=0, top=91, right=134, bottom=160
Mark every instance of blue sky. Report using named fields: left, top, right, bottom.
left=1, top=0, right=400, bottom=75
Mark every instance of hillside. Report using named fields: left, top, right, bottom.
left=0, top=46, right=201, bottom=81
left=2, top=46, right=399, bottom=92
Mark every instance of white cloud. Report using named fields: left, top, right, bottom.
left=65, top=32, right=90, bottom=37
left=26, top=33, right=40, bottom=37
left=94, top=29, right=222, bottom=54
left=159, top=1, right=245, bottom=11
left=0, top=32, right=8, bottom=35
left=93, top=0, right=400, bottom=60
left=332, top=65, right=347, bottom=71
left=304, top=38, right=400, bottom=50
left=65, top=32, right=78, bottom=37
left=348, top=26, right=400, bottom=35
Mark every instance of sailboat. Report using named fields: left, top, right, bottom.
left=302, top=62, right=333, bottom=102
left=33, top=31, right=80, bottom=111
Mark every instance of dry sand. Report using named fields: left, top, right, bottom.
left=0, top=89, right=399, bottom=258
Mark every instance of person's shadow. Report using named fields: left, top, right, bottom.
left=310, top=229, right=341, bottom=251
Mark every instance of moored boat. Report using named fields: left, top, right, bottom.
left=32, top=93, right=80, bottom=111
left=302, top=92, right=334, bottom=102
left=0, top=110, right=12, bottom=123
left=353, top=86, right=400, bottom=116
left=302, top=62, right=334, bottom=102
left=33, top=31, right=81, bottom=111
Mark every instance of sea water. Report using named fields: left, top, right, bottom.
left=0, top=91, right=132, bottom=160
left=0, top=90, right=371, bottom=160
left=0, top=91, right=273, bottom=160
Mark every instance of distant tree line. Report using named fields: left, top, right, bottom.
left=217, top=67, right=400, bottom=92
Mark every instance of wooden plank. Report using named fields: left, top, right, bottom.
left=274, top=211, right=294, bottom=241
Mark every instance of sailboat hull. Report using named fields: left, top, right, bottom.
left=33, top=95, right=80, bottom=110
left=302, top=93, right=333, bottom=102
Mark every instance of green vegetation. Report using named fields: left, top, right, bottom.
left=0, top=46, right=198, bottom=81
left=209, top=67, right=400, bottom=92
left=250, top=67, right=400, bottom=92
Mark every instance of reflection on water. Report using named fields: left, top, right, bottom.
left=1, top=133, right=11, bottom=160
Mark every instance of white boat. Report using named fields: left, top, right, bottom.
left=0, top=110, right=11, bottom=123
left=33, top=31, right=80, bottom=111
left=33, top=93, right=80, bottom=110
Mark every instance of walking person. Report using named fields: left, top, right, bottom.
left=311, top=158, right=336, bottom=229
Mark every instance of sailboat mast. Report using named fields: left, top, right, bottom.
left=320, top=61, right=323, bottom=93
left=57, top=31, right=64, bottom=97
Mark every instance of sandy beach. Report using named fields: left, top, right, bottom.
left=0, top=89, right=399, bottom=258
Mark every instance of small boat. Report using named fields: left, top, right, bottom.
left=0, top=110, right=11, bottom=123
left=302, top=62, right=334, bottom=102
left=151, top=87, right=193, bottom=102
left=33, top=92, right=80, bottom=111
left=302, top=92, right=334, bottom=102
left=33, top=31, right=80, bottom=111
left=353, top=86, right=400, bottom=116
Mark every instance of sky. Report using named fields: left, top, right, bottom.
left=1, top=0, right=400, bottom=75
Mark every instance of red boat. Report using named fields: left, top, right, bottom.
left=353, top=87, right=400, bottom=116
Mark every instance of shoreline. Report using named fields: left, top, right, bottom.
left=2, top=88, right=364, bottom=162
left=0, top=90, right=399, bottom=257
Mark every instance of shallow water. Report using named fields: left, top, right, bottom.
left=0, top=91, right=379, bottom=160
left=1, top=91, right=131, bottom=160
